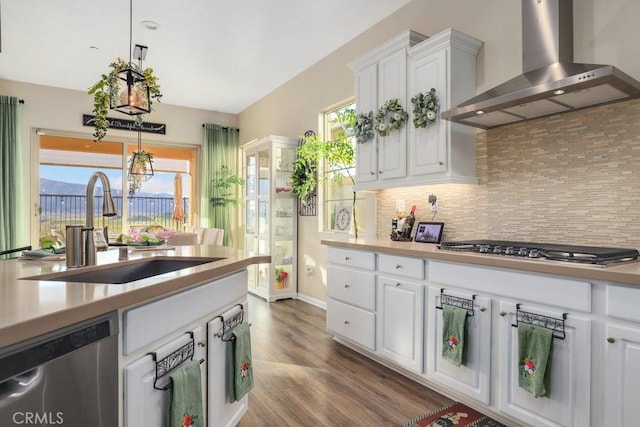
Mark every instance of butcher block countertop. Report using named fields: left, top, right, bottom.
left=0, top=246, right=269, bottom=348
left=321, top=238, right=640, bottom=287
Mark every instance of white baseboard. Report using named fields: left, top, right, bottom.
left=296, top=293, right=326, bottom=310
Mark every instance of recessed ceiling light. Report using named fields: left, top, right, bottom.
left=89, top=46, right=99, bottom=50
left=141, top=20, right=160, bottom=31
left=554, top=89, right=565, bottom=95
left=475, top=110, right=485, bottom=115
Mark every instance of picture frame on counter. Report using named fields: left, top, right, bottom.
left=414, top=221, right=444, bottom=244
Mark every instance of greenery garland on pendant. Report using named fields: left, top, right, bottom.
left=374, top=99, right=408, bottom=137
left=88, top=58, right=162, bottom=142
left=354, top=111, right=374, bottom=144
left=411, top=88, right=439, bottom=128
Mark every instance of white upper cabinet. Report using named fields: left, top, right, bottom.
left=350, top=28, right=482, bottom=191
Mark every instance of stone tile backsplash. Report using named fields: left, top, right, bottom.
left=377, top=99, right=640, bottom=248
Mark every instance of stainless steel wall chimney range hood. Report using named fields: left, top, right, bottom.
left=441, top=0, right=640, bottom=129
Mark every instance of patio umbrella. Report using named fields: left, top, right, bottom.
left=172, top=173, right=185, bottom=223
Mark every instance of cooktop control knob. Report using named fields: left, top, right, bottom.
left=479, top=245, right=490, bottom=253
left=528, top=249, right=540, bottom=258
left=505, top=246, right=515, bottom=255
left=518, top=248, right=529, bottom=256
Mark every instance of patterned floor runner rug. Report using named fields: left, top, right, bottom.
left=402, top=402, right=508, bottom=427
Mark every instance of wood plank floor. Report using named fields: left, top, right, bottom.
left=237, top=295, right=453, bottom=427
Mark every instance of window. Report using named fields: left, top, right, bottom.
left=37, top=134, right=196, bottom=241
left=322, top=102, right=366, bottom=235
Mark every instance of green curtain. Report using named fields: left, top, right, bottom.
left=0, top=96, right=26, bottom=256
left=202, top=124, right=239, bottom=246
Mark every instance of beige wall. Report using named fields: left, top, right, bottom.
left=237, top=0, right=640, bottom=304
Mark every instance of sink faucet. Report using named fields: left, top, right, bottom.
left=83, top=171, right=117, bottom=266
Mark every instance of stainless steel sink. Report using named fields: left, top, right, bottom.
left=22, top=257, right=225, bottom=284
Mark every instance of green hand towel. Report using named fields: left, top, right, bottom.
left=518, top=323, right=554, bottom=398
left=168, top=360, right=204, bottom=427
left=442, top=305, right=468, bottom=366
left=232, top=323, right=254, bottom=401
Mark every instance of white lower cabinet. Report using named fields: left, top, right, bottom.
left=602, top=283, right=640, bottom=427
left=121, top=270, right=249, bottom=427
left=426, top=287, right=492, bottom=404
left=497, top=301, right=591, bottom=427
left=377, top=275, right=424, bottom=372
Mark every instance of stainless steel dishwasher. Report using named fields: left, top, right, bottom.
left=0, top=311, right=118, bottom=426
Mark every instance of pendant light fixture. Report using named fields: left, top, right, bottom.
left=128, top=123, right=154, bottom=196
left=111, top=0, right=151, bottom=115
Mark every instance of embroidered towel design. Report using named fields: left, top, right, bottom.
left=442, top=305, right=468, bottom=366
left=518, top=323, right=554, bottom=397
left=231, top=322, right=254, bottom=401
left=168, top=360, right=204, bottom=427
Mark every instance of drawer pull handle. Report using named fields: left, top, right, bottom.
left=197, top=340, right=206, bottom=347
left=344, top=320, right=350, bottom=325
left=395, top=264, right=402, bottom=269
left=370, top=171, right=375, bottom=175
left=479, top=307, right=487, bottom=312
left=395, top=282, right=401, bottom=287
left=499, top=311, right=507, bottom=317
left=345, top=256, right=350, bottom=261
left=344, top=284, right=350, bottom=288
left=607, top=337, right=616, bottom=344
left=379, top=170, right=383, bottom=174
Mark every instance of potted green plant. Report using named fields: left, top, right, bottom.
left=88, top=58, right=162, bottom=142
left=291, top=109, right=358, bottom=237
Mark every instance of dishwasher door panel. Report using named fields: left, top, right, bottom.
left=123, top=327, right=205, bottom=427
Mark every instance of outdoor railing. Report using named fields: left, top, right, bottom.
left=39, top=194, right=190, bottom=237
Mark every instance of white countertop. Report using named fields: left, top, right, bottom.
left=321, top=238, right=640, bottom=286
left=0, top=245, right=269, bottom=348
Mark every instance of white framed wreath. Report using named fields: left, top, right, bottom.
left=411, top=88, right=440, bottom=128
left=375, top=99, right=408, bottom=137
left=354, top=111, right=374, bottom=144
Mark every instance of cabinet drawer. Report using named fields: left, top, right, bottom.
left=327, top=266, right=376, bottom=311
left=606, top=284, right=640, bottom=322
left=123, top=270, right=247, bottom=355
left=327, top=247, right=376, bottom=270
left=379, top=254, right=425, bottom=280
left=327, top=299, right=376, bottom=350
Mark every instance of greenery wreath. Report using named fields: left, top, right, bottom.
left=411, top=88, right=439, bottom=128
left=354, top=111, right=374, bottom=144
left=374, top=99, right=408, bottom=137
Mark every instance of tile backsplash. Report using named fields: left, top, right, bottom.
left=377, top=99, right=640, bottom=248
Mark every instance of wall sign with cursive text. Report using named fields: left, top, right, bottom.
left=82, top=114, right=167, bottom=135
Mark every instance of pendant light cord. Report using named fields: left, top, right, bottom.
left=128, top=0, right=133, bottom=65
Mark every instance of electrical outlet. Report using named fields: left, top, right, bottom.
left=306, top=267, right=314, bottom=278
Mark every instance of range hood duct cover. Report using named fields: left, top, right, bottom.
left=441, top=0, right=640, bottom=129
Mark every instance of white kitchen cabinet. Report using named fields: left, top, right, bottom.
left=407, top=29, right=481, bottom=183
left=377, top=254, right=425, bottom=372
left=377, top=274, right=424, bottom=373
left=602, top=284, right=640, bottom=427
left=349, top=30, right=427, bottom=190
left=349, top=28, right=482, bottom=191
left=326, top=247, right=377, bottom=350
left=497, top=301, right=591, bottom=427
left=426, top=287, right=492, bottom=404
left=122, top=270, right=250, bottom=427
left=242, top=135, right=298, bottom=302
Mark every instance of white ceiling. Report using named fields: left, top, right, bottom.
left=0, top=0, right=410, bottom=114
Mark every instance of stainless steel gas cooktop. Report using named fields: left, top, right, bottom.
left=438, top=240, right=639, bottom=266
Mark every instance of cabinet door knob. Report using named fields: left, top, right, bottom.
left=370, top=172, right=375, bottom=175
left=499, top=311, right=507, bottom=317
left=479, top=307, right=487, bottom=312
left=395, top=282, right=401, bottom=287
left=197, top=340, right=206, bottom=347
left=607, top=337, right=616, bottom=344
left=344, top=320, right=350, bottom=325
left=344, top=256, right=350, bottom=261
left=439, top=161, right=444, bottom=165
left=379, top=170, right=383, bottom=174
left=395, top=264, right=402, bottom=269
left=344, top=284, right=350, bottom=288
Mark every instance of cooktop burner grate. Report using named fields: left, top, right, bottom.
left=438, top=240, right=639, bottom=266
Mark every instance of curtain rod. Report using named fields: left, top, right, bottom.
left=201, top=124, right=239, bottom=131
